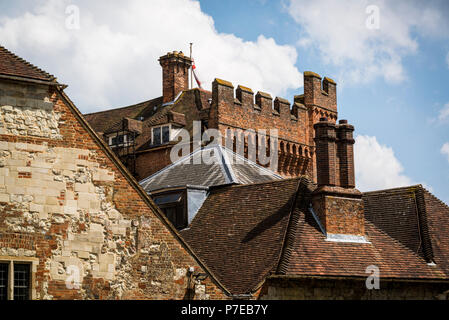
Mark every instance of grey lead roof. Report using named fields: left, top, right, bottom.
left=139, top=144, right=282, bottom=193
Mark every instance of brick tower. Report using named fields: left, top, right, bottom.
left=159, top=51, right=192, bottom=103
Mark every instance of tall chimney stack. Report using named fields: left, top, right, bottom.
left=314, top=117, right=337, bottom=187
left=159, top=51, right=192, bottom=104
left=337, top=119, right=356, bottom=188
left=312, top=118, right=365, bottom=239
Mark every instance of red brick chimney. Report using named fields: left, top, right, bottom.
left=159, top=51, right=192, bottom=103
left=314, top=118, right=338, bottom=187
left=336, top=120, right=355, bottom=188
left=312, top=118, right=365, bottom=239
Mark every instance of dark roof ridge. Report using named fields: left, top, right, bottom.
left=414, top=186, right=435, bottom=263
left=275, top=177, right=307, bottom=275
left=363, top=184, right=422, bottom=195
left=84, top=96, right=163, bottom=116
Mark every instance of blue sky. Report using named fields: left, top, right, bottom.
left=0, top=0, right=448, bottom=202
left=203, top=0, right=449, bottom=202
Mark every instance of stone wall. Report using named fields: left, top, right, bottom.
left=0, top=79, right=228, bottom=300
left=0, top=81, right=61, bottom=139
left=259, top=277, right=449, bottom=300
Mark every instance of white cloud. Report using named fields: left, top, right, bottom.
left=438, top=103, right=449, bottom=123
left=354, top=135, right=423, bottom=191
left=287, top=0, right=448, bottom=85
left=442, top=142, right=449, bottom=163
left=0, top=0, right=302, bottom=112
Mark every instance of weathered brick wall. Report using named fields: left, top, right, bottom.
left=211, top=79, right=314, bottom=178
left=259, top=278, right=449, bottom=300
left=312, top=191, right=364, bottom=236
left=0, top=79, right=228, bottom=300
left=134, top=145, right=173, bottom=182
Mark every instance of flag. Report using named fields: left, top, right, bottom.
left=192, top=60, right=202, bottom=89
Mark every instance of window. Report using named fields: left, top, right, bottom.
left=162, top=126, right=170, bottom=144
left=14, top=264, right=30, bottom=300
left=153, top=127, right=161, bottom=145
left=152, top=125, right=170, bottom=146
left=153, top=192, right=187, bottom=230
left=111, top=134, right=125, bottom=146
left=0, top=263, right=7, bottom=301
left=0, top=261, right=32, bottom=300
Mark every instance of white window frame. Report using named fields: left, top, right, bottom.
left=107, top=133, right=131, bottom=147
left=0, top=256, right=38, bottom=300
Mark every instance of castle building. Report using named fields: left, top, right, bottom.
left=84, top=51, right=340, bottom=184
left=1, top=46, right=449, bottom=300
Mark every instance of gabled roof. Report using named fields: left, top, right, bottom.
left=278, top=185, right=448, bottom=280
left=180, top=179, right=449, bottom=295
left=0, top=45, right=57, bottom=82
left=0, top=45, right=230, bottom=296
left=139, top=144, right=282, bottom=193
left=55, top=72, right=231, bottom=297
left=84, top=88, right=212, bottom=154
left=180, top=178, right=302, bottom=295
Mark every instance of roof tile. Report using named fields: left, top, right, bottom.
left=0, top=45, right=56, bottom=82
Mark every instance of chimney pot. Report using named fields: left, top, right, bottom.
left=339, top=119, right=348, bottom=124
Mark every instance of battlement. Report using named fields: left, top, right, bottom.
left=303, top=71, right=337, bottom=112
left=210, top=78, right=312, bottom=178
left=212, top=78, right=303, bottom=122
left=209, top=74, right=338, bottom=180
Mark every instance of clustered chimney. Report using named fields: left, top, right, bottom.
left=159, top=51, right=192, bottom=104
left=312, top=118, right=365, bottom=238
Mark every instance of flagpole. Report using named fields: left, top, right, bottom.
left=189, top=43, right=193, bottom=89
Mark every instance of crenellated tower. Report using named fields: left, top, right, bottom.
left=208, top=71, right=339, bottom=183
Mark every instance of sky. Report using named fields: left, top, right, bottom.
left=0, top=0, right=448, bottom=203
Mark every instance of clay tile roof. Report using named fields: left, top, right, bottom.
left=363, top=186, right=433, bottom=261
left=181, top=180, right=449, bottom=295
left=0, top=45, right=56, bottom=82
left=278, top=185, right=449, bottom=281
left=84, top=97, right=162, bottom=134
left=180, top=178, right=302, bottom=295
left=423, top=189, right=449, bottom=273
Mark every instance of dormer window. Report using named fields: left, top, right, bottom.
left=111, top=134, right=125, bottom=145
left=152, top=125, right=170, bottom=146
left=108, top=134, right=133, bottom=147
left=152, top=191, right=187, bottom=230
